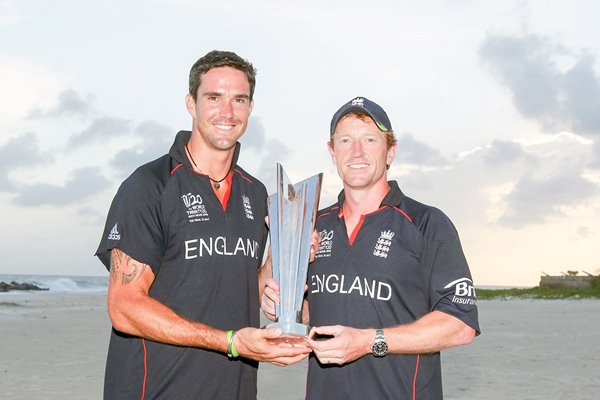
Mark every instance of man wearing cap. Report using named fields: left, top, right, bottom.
left=265, top=96, right=480, bottom=399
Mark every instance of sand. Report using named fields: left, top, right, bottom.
left=1, top=293, right=599, bottom=399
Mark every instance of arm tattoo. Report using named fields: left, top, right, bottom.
left=110, top=249, right=148, bottom=285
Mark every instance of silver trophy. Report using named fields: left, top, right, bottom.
left=267, top=163, right=322, bottom=344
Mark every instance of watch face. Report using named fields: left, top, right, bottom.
left=372, top=341, right=388, bottom=357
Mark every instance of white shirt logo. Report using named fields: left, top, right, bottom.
left=444, top=277, right=477, bottom=305
left=351, top=97, right=364, bottom=106
left=107, top=223, right=121, bottom=241
left=242, top=195, right=254, bottom=220
left=316, top=229, right=334, bottom=258
left=182, top=193, right=209, bottom=222
left=181, top=193, right=203, bottom=208
left=373, top=230, right=394, bottom=258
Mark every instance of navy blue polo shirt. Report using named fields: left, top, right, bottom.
left=306, top=181, right=480, bottom=400
left=96, top=130, right=268, bottom=399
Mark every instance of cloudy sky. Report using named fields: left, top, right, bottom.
left=1, top=0, right=599, bottom=286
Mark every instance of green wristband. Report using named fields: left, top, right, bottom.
left=226, top=330, right=239, bottom=358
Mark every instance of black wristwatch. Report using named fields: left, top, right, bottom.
left=371, top=328, right=388, bottom=357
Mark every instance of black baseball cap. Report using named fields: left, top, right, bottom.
left=330, top=96, right=392, bottom=136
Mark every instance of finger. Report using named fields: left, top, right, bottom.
left=272, top=353, right=310, bottom=365
left=263, top=286, right=278, bottom=302
left=261, top=327, right=283, bottom=339
left=266, top=346, right=311, bottom=362
left=311, top=230, right=320, bottom=248
left=308, top=338, right=337, bottom=353
left=311, top=325, right=339, bottom=336
left=263, top=311, right=276, bottom=321
left=261, top=289, right=275, bottom=305
left=265, top=278, right=281, bottom=292
left=316, top=355, right=336, bottom=365
left=261, top=301, right=276, bottom=317
left=261, top=296, right=275, bottom=310
left=309, top=245, right=316, bottom=262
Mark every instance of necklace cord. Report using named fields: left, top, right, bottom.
left=185, top=143, right=231, bottom=184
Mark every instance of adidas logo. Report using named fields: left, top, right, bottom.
left=107, top=223, right=121, bottom=241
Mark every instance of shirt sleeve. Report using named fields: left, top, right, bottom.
left=95, top=167, right=165, bottom=275
left=420, top=208, right=480, bottom=334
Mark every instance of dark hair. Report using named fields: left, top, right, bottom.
left=189, top=50, right=257, bottom=101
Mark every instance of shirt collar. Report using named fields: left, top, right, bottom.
left=337, top=180, right=405, bottom=209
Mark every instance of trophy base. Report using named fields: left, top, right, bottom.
left=265, top=321, right=310, bottom=346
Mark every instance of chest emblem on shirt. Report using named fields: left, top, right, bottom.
left=242, top=195, right=254, bottom=220
left=181, top=193, right=209, bottom=223
left=315, top=229, right=334, bottom=258
left=373, top=230, right=395, bottom=258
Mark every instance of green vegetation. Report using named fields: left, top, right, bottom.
left=0, top=301, right=23, bottom=307
left=477, top=285, right=600, bottom=300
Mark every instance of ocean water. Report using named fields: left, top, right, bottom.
left=0, top=274, right=529, bottom=295
left=0, top=274, right=108, bottom=294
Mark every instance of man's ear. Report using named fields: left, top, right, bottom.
left=327, top=140, right=336, bottom=164
left=386, top=142, right=397, bottom=166
left=185, top=93, right=196, bottom=118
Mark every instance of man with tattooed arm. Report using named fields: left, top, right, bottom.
left=96, top=50, right=310, bottom=399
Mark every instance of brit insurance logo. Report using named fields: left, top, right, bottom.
left=373, top=230, right=395, bottom=258
left=242, top=195, right=254, bottom=220
left=182, top=193, right=209, bottom=223
left=107, top=223, right=121, bottom=241
left=444, top=277, right=477, bottom=306
left=315, top=229, right=334, bottom=258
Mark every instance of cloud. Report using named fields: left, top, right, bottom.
left=498, top=169, right=598, bottom=228
left=483, top=139, right=537, bottom=168
left=479, top=32, right=600, bottom=136
left=0, top=58, right=63, bottom=133
left=255, top=139, right=292, bottom=193
left=1, top=88, right=174, bottom=208
left=482, top=135, right=599, bottom=228
left=68, top=115, right=133, bottom=148
left=0, top=131, right=51, bottom=191
left=0, top=0, right=24, bottom=26
left=239, top=117, right=292, bottom=192
left=575, top=225, right=592, bottom=239
left=109, top=120, right=173, bottom=178
left=562, top=54, right=600, bottom=135
left=395, top=132, right=448, bottom=166
left=240, top=117, right=267, bottom=150
left=11, top=166, right=111, bottom=207
left=395, top=132, right=599, bottom=230
left=590, top=140, right=600, bottom=168
left=28, top=88, right=95, bottom=119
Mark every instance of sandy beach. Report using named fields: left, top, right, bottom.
left=1, top=292, right=599, bottom=399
